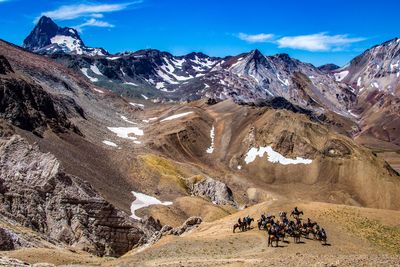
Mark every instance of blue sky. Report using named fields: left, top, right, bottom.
left=0, top=0, right=399, bottom=66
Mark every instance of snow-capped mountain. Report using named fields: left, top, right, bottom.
left=23, top=16, right=108, bottom=56
left=45, top=46, right=353, bottom=115
left=333, top=38, right=400, bottom=97
left=27, top=16, right=400, bottom=118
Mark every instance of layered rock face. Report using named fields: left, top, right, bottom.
left=0, top=55, right=81, bottom=136
left=190, top=177, right=237, bottom=207
left=0, top=134, right=159, bottom=256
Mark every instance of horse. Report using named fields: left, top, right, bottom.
left=268, top=234, right=279, bottom=247
left=292, top=229, right=301, bottom=244
left=316, top=229, right=328, bottom=245
left=258, top=219, right=265, bottom=230
left=244, top=217, right=254, bottom=230
left=300, top=226, right=311, bottom=238
left=233, top=222, right=245, bottom=233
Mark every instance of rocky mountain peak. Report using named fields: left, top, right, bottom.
left=184, top=52, right=209, bottom=60
left=23, top=16, right=60, bottom=51
left=247, top=49, right=264, bottom=60
left=318, top=63, right=340, bottom=73
left=23, top=16, right=108, bottom=56
left=36, top=15, right=58, bottom=30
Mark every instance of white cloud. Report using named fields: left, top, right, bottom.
left=277, top=33, right=365, bottom=52
left=75, top=18, right=114, bottom=32
left=37, top=1, right=141, bottom=21
left=238, top=32, right=274, bottom=43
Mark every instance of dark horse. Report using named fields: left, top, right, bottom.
left=243, top=217, right=254, bottom=230
left=233, top=222, right=245, bottom=233
left=268, top=234, right=279, bottom=247
left=292, top=229, right=301, bottom=244
left=267, top=226, right=279, bottom=247
left=316, top=229, right=328, bottom=245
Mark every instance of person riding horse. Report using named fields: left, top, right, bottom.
left=267, top=223, right=279, bottom=247
left=243, top=215, right=254, bottom=230
left=290, top=207, right=304, bottom=219
left=316, top=227, right=327, bottom=244
left=233, top=217, right=246, bottom=233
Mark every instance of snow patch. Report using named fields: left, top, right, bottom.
left=357, top=77, right=362, bottom=87
left=107, top=56, right=121, bottom=60
left=372, top=82, right=379, bottom=88
left=206, top=126, right=215, bottom=154
left=277, top=74, right=289, bottom=86
left=124, top=82, right=138, bottom=86
left=90, top=65, right=103, bottom=76
left=129, top=102, right=144, bottom=108
left=142, top=117, right=158, bottom=123
left=102, top=140, right=117, bottom=147
left=141, top=94, right=149, bottom=100
left=244, top=146, right=312, bottom=165
left=156, top=82, right=165, bottom=89
left=130, top=191, right=172, bottom=220
left=50, top=35, right=83, bottom=54
left=93, top=88, right=104, bottom=94
left=81, top=68, right=98, bottom=82
left=107, top=127, right=143, bottom=141
left=160, top=112, right=193, bottom=122
left=334, top=70, right=349, bottom=82
left=121, top=115, right=135, bottom=124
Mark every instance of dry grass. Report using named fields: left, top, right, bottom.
left=321, top=207, right=400, bottom=254
left=132, top=153, right=190, bottom=193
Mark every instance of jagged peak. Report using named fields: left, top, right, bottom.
left=248, top=49, right=263, bottom=57
left=36, top=16, right=57, bottom=27
left=184, top=52, right=210, bottom=59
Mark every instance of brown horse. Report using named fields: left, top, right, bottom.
left=268, top=234, right=279, bottom=247
left=233, top=222, right=245, bottom=233
left=292, top=230, right=301, bottom=244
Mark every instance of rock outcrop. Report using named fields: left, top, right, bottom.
left=0, top=134, right=157, bottom=257
left=145, top=216, right=202, bottom=245
left=0, top=55, right=13, bottom=75
left=0, top=57, right=82, bottom=136
left=190, top=177, right=237, bottom=207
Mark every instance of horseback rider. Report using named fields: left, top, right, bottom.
left=291, top=207, right=303, bottom=219
left=319, top=228, right=327, bottom=238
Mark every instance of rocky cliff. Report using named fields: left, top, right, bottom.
left=0, top=132, right=160, bottom=256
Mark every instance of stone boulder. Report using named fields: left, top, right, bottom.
left=190, top=177, right=236, bottom=207
left=146, top=216, right=202, bottom=245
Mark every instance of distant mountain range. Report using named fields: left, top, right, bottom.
left=22, top=16, right=400, bottom=145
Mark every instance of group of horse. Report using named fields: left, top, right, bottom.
left=233, top=208, right=328, bottom=247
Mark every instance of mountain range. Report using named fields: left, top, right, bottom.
left=22, top=16, right=400, bottom=148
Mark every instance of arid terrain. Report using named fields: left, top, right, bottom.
left=1, top=15, right=400, bottom=267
